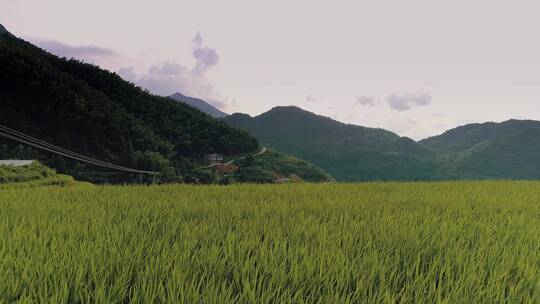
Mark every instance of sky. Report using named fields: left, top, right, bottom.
left=2, top=0, right=540, bottom=140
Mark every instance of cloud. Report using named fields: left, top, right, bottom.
left=432, top=112, right=445, bottom=118
left=192, top=32, right=220, bottom=75
left=32, top=39, right=118, bottom=62
left=306, top=95, right=318, bottom=102
left=355, top=95, right=378, bottom=106
left=118, top=32, right=227, bottom=110
left=387, top=92, right=432, bottom=112
left=117, top=67, right=138, bottom=80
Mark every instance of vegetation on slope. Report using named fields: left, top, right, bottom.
left=233, top=150, right=334, bottom=183
left=223, top=106, right=439, bottom=181
left=420, top=119, right=540, bottom=179
left=0, top=30, right=258, bottom=183
left=0, top=161, right=56, bottom=183
left=1, top=182, right=539, bottom=302
left=0, top=174, right=85, bottom=188
left=0, top=161, right=84, bottom=187
left=191, top=149, right=334, bottom=184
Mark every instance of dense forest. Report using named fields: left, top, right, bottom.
left=0, top=29, right=259, bottom=183
left=223, top=106, right=440, bottom=181
left=421, top=119, right=540, bottom=179
left=225, top=106, right=540, bottom=181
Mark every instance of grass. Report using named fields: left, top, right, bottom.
left=0, top=174, right=93, bottom=189
left=0, top=182, right=539, bottom=303
left=0, top=162, right=92, bottom=189
left=234, top=150, right=335, bottom=183
left=0, top=161, right=56, bottom=184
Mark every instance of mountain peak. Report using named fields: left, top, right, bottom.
left=170, top=92, right=188, bottom=99
left=169, top=92, right=228, bottom=118
left=270, top=105, right=303, bottom=110
left=265, top=106, right=306, bottom=114
left=0, top=24, right=10, bottom=35
left=259, top=105, right=326, bottom=120
left=223, top=105, right=437, bottom=181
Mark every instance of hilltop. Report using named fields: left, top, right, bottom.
left=421, top=119, right=540, bottom=179
left=0, top=24, right=8, bottom=35
left=223, top=106, right=439, bottom=181
left=224, top=106, right=540, bottom=181
left=169, top=92, right=228, bottom=118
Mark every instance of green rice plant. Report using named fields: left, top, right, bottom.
left=0, top=162, right=56, bottom=184
left=0, top=182, right=539, bottom=303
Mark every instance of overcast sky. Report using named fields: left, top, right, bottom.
left=2, top=0, right=540, bottom=139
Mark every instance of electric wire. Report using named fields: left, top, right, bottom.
left=0, top=124, right=138, bottom=171
left=0, top=130, right=155, bottom=174
left=0, top=127, right=158, bottom=175
left=0, top=130, right=151, bottom=173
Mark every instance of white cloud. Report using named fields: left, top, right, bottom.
left=355, top=95, right=378, bottom=106
left=191, top=32, right=219, bottom=75
left=118, top=32, right=227, bottom=110
left=306, top=94, right=318, bottom=102
left=387, top=92, right=432, bottom=112
left=31, top=38, right=119, bottom=62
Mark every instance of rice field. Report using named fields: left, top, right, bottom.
left=1, top=182, right=539, bottom=303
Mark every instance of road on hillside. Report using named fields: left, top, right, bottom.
left=226, top=147, right=267, bottom=165
left=195, top=147, right=267, bottom=170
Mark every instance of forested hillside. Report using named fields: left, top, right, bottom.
left=223, top=106, right=439, bottom=181
left=225, top=106, right=540, bottom=181
left=420, top=119, right=540, bottom=179
left=0, top=27, right=258, bottom=183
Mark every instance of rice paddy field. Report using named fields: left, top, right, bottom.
left=1, top=182, right=540, bottom=303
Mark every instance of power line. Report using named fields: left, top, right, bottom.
left=0, top=125, right=158, bottom=175
left=0, top=130, right=153, bottom=174
left=0, top=124, right=156, bottom=174
left=0, top=125, right=145, bottom=173
left=0, top=124, right=127, bottom=170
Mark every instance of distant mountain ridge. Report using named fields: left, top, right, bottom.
left=169, top=92, right=227, bottom=118
left=224, top=105, right=540, bottom=181
left=223, top=106, right=439, bottom=181
left=420, top=119, right=540, bottom=179
left=0, top=24, right=9, bottom=35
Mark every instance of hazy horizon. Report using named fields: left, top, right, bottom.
left=2, top=0, right=540, bottom=140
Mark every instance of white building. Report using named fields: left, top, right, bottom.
left=207, top=154, right=224, bottom=165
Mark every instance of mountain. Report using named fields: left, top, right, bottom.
left=0, top=24, right=14, bottom=37
left=0, top=26, right=259, bottom=183
left=0, top=24, right=8, bottom=35
left=169, top=92, right=227, bottom=118
left=223, top=106, right=439, bottom=181
left=420, top=119, right=540, bottom=179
